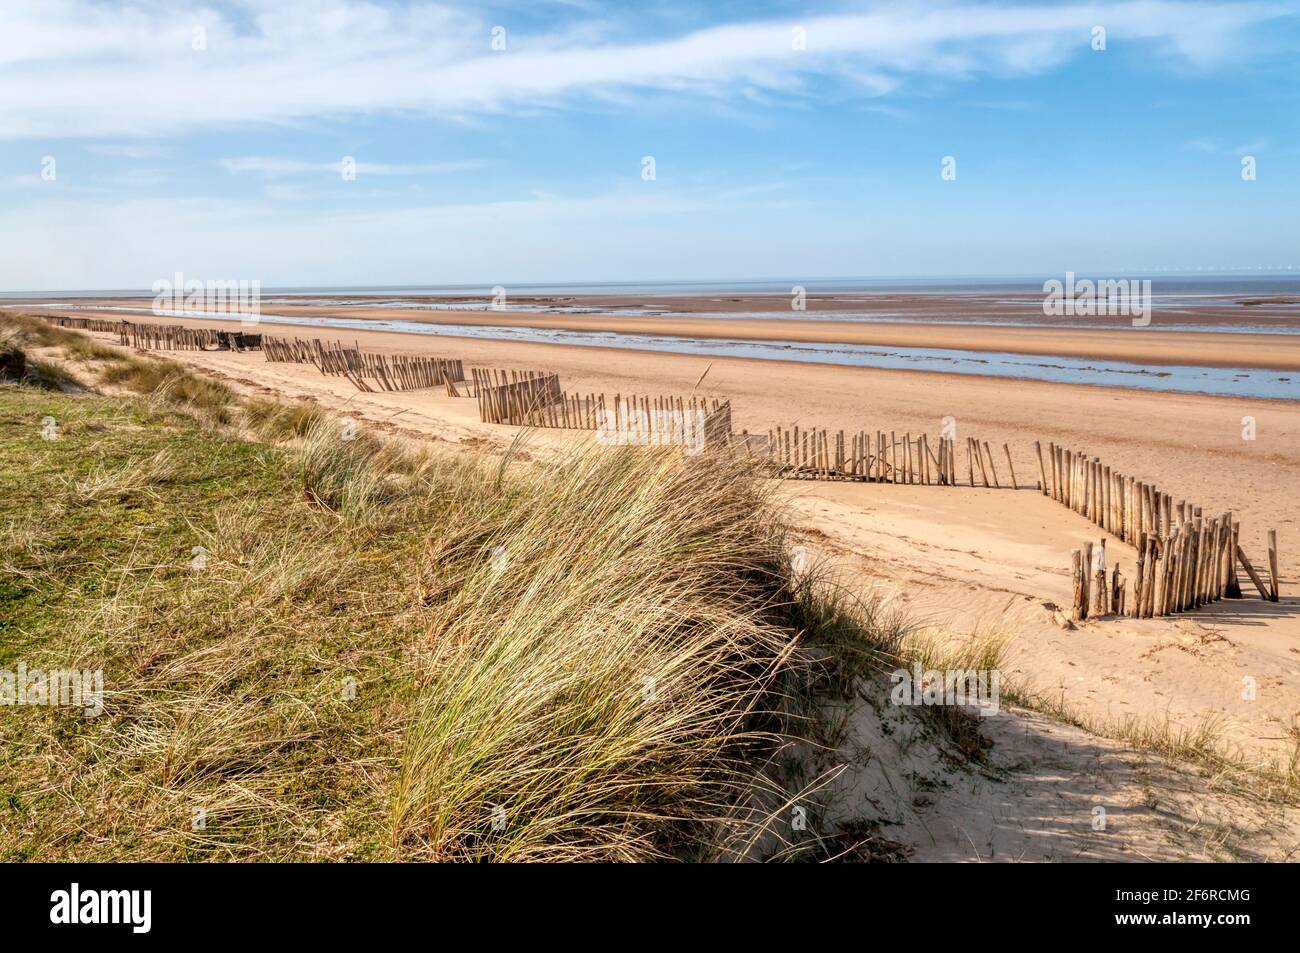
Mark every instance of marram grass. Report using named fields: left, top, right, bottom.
left=392, top=442, right=801, bottom=860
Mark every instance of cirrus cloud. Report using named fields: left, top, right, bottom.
left=0, top=0, right=1292, bottom=140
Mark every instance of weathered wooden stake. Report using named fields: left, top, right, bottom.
left=1072, top=549, right=1086, bottom=620
left=1237, top=546, right=1271, bottom=601
left=1268, top=529, right=1280, bottom=602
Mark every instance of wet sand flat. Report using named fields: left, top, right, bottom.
left=24, top=295, right=1300, bottom=373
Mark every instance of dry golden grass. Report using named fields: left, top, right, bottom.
left=391, top=440, right=804, bottom=860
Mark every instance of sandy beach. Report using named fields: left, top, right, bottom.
left=20, top=303, right=1298, bottom=765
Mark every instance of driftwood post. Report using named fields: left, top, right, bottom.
left=1081, top=541, right=1093, bottom=617
left=983, top=442, right=999, bottom=488
left=1071, top=549, right=1086, bottom=620
left=1092, top=539, right=1108, bottom=616
left=1132, top=541, right=1146, bottom=618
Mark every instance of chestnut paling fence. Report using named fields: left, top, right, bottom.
left=118, top=321, right=263, bottom=352
left=738, top=426, right=960, bottom=486
left=39, top=315, right=261, bottom=351
left=263, top=335, right=464, bottom=393
left=471, top=368, right=733, bottom=452
left=1047, top=442, right=1281, bottom=619
left=42, top=315, right=123, bottom=333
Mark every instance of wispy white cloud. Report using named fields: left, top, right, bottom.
left=87, top=143, right=170, bottom=159
left=1181, top=136, right=1271, bottom=154
left=858, top=103, right=912, bottom=120
left=0, top=0, right=1290, bottom=140
left=218, top=157, right=485, bottom=177
left=1234, top=138, right=1271, bottom=154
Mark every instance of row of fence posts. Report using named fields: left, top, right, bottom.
left=1039, top=441, right=1195, bottom=548
left=312, top=340, right=364, bottom=377
left=1050, top=442, right=1280, bottom=618
left=263, top=336, right=462, bottom=393
left=42, top=315, right=122, bottom=333
left=764, top=427, right=958, bottom=484
left=351, top=351, right=463, bottom=392
left=596, top=394, right=730, bottom=451
left=1071, top=522, right=1281, bottom=620
left=115, top=321, right=261, bottom=352
left=262, top=335, right=317, bottom=364
left=474, top=369, right=567, bottom=425
left=472, top=367, right=732, bottom=450
left=41, top=312, right=257, bottom=350
left=966, top=437, right=1021, bottom=489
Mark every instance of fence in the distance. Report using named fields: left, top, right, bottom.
left=472, top=368, right=733, bottom=452
left=264, top=336, right=463, bottom=393
left=747, top=426, right=959, bottom=485
left=37, top=314, right=261, bottom=350
left=41, top=315, right=123, bottom=333
left=119, top=321, right=262, bottom=352
left=262, top=335, right=318, bottom=364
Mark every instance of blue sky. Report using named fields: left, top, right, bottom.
left=1, top=0, right=1298, bottom=290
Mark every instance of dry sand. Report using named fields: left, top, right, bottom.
left=24, top=308, right=1299, bottom=772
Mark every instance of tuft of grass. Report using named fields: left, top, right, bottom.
left=0, top=311, right=118, bottom=357
left=58, top=332, right=124, bottom=363
left=889, top=628, right=1007, bottom=761
left=99, top=358, right=235, bottom=421
left=67, top=449, right=187, bottom=504
left=239, top=397, right=325, bottom=442
left=1002, top=681, right=1300, bottom=804
left=293, top=417, right=412, bottom=519
left=391, top=443, right=801, bottom=861
left=1, top=325, right=83, bottom=392
left=0, top=331, right=21, bottom=374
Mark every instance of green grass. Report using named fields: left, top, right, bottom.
left=0, top=386, right=422, bottom=859
left=0, top=392, right=277, bottom=663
